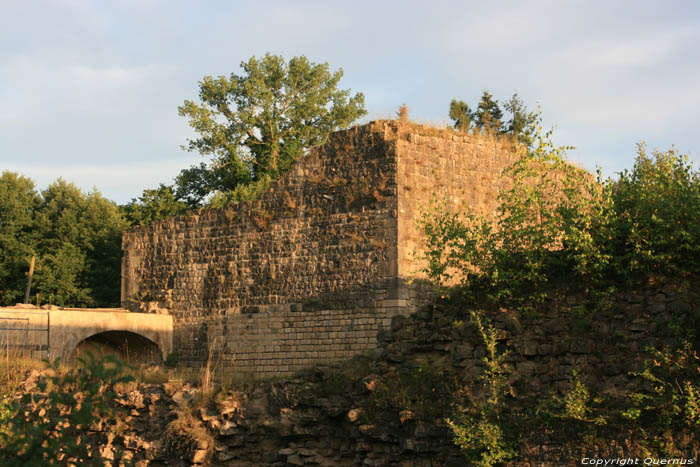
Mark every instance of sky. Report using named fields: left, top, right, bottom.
left=1, top=0, right=699, bottom=204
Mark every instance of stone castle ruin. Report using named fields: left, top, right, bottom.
left=121, top=120, right=518, bottom=377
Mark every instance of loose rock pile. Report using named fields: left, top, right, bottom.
left=15, top=280, right=700, bottom=466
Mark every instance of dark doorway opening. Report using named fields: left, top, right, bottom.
left=73, top=331, right=161, bottom=364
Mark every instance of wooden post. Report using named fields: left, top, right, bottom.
left=24, top=256, right=35, bottom=304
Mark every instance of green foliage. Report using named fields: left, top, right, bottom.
left=472, top=312, right=510, bottom=408
left=420, top=119, right=700, bottom=307
left=417, top=200, right=488, bottom=292
left=420, top=121, right=610, bottom=306
left=448, top=92, right=538, bottom=147
left=449, top=99, right=472, bottom=132
left=625, top=342, right=700, bottom=431
left=447, top=416, right=515, bottom=467
left=0, top=353, right=134, bottom=466
left=446, top=312, right=516, bottom=466
left=176, top=53, right=366, bottom=206
left=539, top=370, right=607, bottom=426
left=489, top=126, right=610, bottom=303
left=0, top=172, right=40, bottom=305
left=173, top=162, right=220, bottom=208
left=418, top=129, right=700, bottom=458
left=503, top=93, right=538, bottom=147
left=205, top=174, right=273, bottom=208
left=165, top=352, right=180, bottom=369
left=35, top=180, right=128, bottom=307
left=124, top=184, right=188, bottom=226
left=0, top=396, right=12, bottom=440
left=474, top=91, right=504, bottom=132
left=610, top=145, right=700, bottom=279
left=0, top=174, right=127, bottom=307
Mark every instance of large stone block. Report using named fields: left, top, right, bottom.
left=121, top=121, right=517, bottom=375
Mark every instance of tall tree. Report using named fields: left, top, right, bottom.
left=503, top=93, right=538, bottom=148
left=449, top=99, right=473, bottom=132
left=448, top=91, right=539, bottom=148
left=474, top=91, right=504, bottom=132
left=33, top=179, right=128, bottom=307
left=0, top=172, right=40, bottom=305
left=81, top=191, right=130, bottom=305
left=177, top=53, right=366, bottom=205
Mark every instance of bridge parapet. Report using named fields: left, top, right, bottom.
left=0, top=309, right=49, bottom=360
left=0, top=307, right=172, bottom=362
left=49, top=309, right=173, bottom=361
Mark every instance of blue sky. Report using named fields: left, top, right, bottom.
left=2, top=0, right=699, bottom=204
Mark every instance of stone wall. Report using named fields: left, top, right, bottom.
left=121, top=121, right=517, bottom=373
left=394, top=127, right=519, bottom=278
left=68, top=280, right=698, bottom=466
left=198, top=283, right=417, bottom=377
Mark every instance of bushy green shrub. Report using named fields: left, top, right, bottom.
left=610, top=145, right=700, bottom=279
left=419, top=125, right=700, bottom=306
left=166, top=351, right=180, bottom=368
left=206, top=174, right=273, bottom=208
left=419, top=123, right=611, bottom=305
left=537, top=369, right=608, bottom=427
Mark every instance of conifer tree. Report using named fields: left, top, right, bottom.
left=449, top=99, right=473, bottom=131
left=474, top=91, right=504, bottom=132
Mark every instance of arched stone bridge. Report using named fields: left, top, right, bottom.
left=0, top=307, right=172, bottom=363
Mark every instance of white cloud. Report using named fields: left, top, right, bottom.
left=538, top=31, right=700, bottom=131
left=69, top=65, right=143, bottom=89
left=2, top=0, right=700, bottom=203
left=555, top=28, right=692, bottom=70
left=445, top=2, right=557, bottom=52
left=0, top=57, right=169, bottom=123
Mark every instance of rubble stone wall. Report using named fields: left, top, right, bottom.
left=77, top=281, right=699, bottom=466
left=121, top=121, right=517, bottom=373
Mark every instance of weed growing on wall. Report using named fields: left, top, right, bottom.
left=206, top=174, right=273, bottom=208
left=165, top=406, right=214, bottom=463
left=446, top=312, right=516, bottom=466
left=623, top=342, right=700, bottom=447
left=536, top=369, right=608, bottom=430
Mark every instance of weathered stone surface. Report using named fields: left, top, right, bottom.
left=121, top=121, right=516, bottom=375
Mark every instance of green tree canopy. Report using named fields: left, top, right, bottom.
left=0, top=172, right=40, bottom=305
left=474, top=91, right=503, bottom=131
left=124, top=184, right=188, bottom=226
left=34, top=179, right=128, bottom=307
left=610, top=145, right=700, bottom=276
left=449, top=99, right=473, bottom=132
left=177, top=53, right=367, bottom=206
left=448, top=91, right=538, bottom=148
left=0, top=174, right=128, bottom=307
left=502, top=93, right=538, bottom=147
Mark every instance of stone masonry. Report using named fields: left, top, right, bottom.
left=121, top=120, right=519, bottom=376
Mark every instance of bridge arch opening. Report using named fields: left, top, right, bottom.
left=73, top=330, right=162, bottom=364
